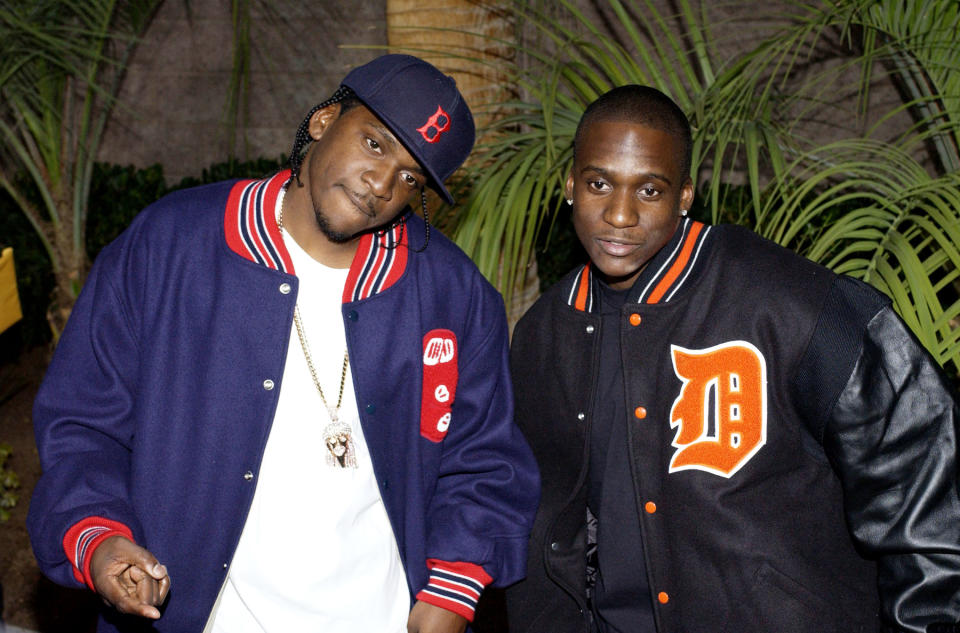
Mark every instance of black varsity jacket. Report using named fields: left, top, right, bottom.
left=507, top=220, right=960, bottom=633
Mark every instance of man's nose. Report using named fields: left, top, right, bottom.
left=363, top=167, right=393, bottom=200
left=602, top=192, right=639, bottom=227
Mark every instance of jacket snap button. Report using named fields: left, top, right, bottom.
left=347, top=310, right=359, bottom=321
left=645, top=501, right=657, bottom=514
left=550, top=542, right=559, bottom=551
left=658, top=591, right=669, bottom=604
left=243, top=471, right=254, bottom=481
left=577, top=412, right=585, bottom=421
left=585, top=324, right=595, bottom=334
left=262, top=379, right=274, bottom=391
left=366, top=403, right=376, bottom=414
left=629, top=313, right=642, bottom=326
left=634, top=406, right=647, bottom=419
left=279, top=283, right=291, bottom=295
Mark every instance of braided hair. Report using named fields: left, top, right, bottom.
left=288, top=85, right=432, bottom=252
left=288, top=86, right=358, bottom=186
left=377, top=189, right=431, bottom=253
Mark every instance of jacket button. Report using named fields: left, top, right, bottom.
left=366, top=403, right=376, bottom=414
left=279, top=283, right=291, bottom=295
left=223, top=563, right=228, bottom=569
left=262, top=379, right=275, bottom=391
left=347, top=310, right=359, bottom=321
left=550, top=542, right=559, bottom=551
left=243, top=471, right=254, bottom=481
left=645, top=501, right=657, bottom=514
left=629, top=313, right=642, bottom=326
left=658, top=591, right=669, bottom=604
left=634, top=406, right=647, bottom=419
left=577, top=412, right=585, bottom=421
left=585, top=325, right=595, bottom=334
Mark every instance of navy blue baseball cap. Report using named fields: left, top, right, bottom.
left=341, top=54, right=475, bottom=204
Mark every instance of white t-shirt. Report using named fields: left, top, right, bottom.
left=210, top=194, right=409, bottom=633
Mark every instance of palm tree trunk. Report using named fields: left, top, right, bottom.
left=385, top=0, right=540, bottom=329
left=48, top=209, right=86, bottom=340
left=386, top=0, right=513, bottom=129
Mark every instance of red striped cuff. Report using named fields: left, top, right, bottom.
left=415, top=559, right=492, bottom=622
left=63, top=517, right=134, bottom=590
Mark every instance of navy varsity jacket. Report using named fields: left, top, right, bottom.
left=28, top=171, right=540, bottom=632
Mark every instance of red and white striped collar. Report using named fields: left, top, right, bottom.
left=224, top=169, right=409, bottom=304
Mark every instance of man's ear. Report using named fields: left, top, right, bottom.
left=680, top=178, right=694, bottom=212
left=308, top=102, right=342, bottom=141
left=564, top=170, right=575, bottom=203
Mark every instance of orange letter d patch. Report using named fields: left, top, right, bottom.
left=668, top=341, right=767, bottom=477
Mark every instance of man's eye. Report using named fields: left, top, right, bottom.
left=402, top=174, right=419, bottom=187
left=588, top=180, right=608, bottom=192
left=640, top=185, right=660, bottom=197
left=366, top=138, right=381, bottom=151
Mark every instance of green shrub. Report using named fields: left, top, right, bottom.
left=0, top=156, right=286, bottom=353
left=86, top=163, right=167, bottom=260
left=0, top=442, right=18, bottom=522
left=0, top=186, right=54, bottom=355
left=170, top=156, right=285, bottom=191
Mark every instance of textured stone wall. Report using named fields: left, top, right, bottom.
left=98, top=0, right=909, bottom=186
left=99, top=0, right=387, bottom=184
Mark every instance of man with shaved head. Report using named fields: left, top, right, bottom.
left=507, top=84, right=960, bottom=633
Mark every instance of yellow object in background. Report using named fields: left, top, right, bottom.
left=0, top=247, right=23, bottom=334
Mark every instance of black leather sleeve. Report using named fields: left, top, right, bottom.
left=811, top=281, right=960, bottom=632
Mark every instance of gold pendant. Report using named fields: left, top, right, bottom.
left=323, top=420, right=357, bottom=468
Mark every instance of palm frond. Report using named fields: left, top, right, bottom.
left=453, top=0, right=959, bottom=374
left=756, top=139, right=960, bottom=370
left=0, top=0, right=161, bottom=327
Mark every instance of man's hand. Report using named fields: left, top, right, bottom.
left=89, top=535, right=171, bottom=619
left=407, top=600, right=468, bottom=633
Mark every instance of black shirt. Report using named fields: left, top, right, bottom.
left=588, top=278, right=656, bottom=633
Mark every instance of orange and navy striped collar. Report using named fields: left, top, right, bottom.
left=224, top=169, right=409, bottom=304
left=567, top=218, right=712, bottom=312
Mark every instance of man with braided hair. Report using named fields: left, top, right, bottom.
left=28, top=54, right=539, bottom=633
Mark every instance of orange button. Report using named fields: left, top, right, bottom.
left=644, top=501, right=657, bottom=514
left=634, top=406, right=647, bottom=419
left=629, top=313, right=642, bottom=326
left=658, top=592, right=669, bottom=604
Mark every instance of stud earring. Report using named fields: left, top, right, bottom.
left=566, top=198, right=573, bottom=205
left=681, top=209, right=688, bottom=217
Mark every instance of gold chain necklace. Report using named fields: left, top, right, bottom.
left=279, top=194, right=356, bottom=468
left=292, top=307, right=349, bottom=423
